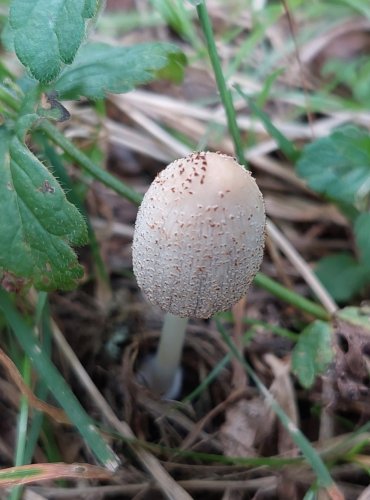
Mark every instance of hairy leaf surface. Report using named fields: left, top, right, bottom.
left=0, top=127, right=87, bottom=290
left=296, top=126, right=370, bottom=210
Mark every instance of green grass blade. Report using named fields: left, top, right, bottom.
left=195, top=1, right=246, bottom=167
left=10, top=355, right=31, bottom=500
left=24, top=298, right=53, bottom=464
left=181, top=352, right=232, bottom=404
left=236, top=85, right=300, bottom=162
left=0, top=289, right=120, bottom=471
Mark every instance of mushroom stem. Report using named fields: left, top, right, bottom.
left=139, top=313, right=188, bottom=399
left=155, top=313, right=188, bottom=385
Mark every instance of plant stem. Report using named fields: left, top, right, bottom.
left=254, top=272, right=330, bottom=321
left=155, top=314, right=188, bottom=390
left=11, top=356, right=31, bottom=500
left=196, top=2, right=246, bottom=167
left=39, top=120, right=143, bottom=205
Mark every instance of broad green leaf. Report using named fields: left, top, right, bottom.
left=54, top=42, right=185, bottom=100
left=9, top=0, right=97, bottom=83
left=0, top=127, right=87, bottom=290
left=292, top=321, right=333, bottom=389
left=296, top=126, right=370, bottom=211
left=354, top=212, right=370, bottom=267
left=316, top=253, right=370, bottom=303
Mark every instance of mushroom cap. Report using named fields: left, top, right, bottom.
left=132, top=151, right=266, bottom=319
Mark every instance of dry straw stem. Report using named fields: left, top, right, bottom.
left=109, top=91, right=370, bottom=148
left=108, top=94, right=308, bottom=192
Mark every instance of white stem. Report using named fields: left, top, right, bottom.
left=156, top=313, right=188, bottom=378
left=139, top=313, right=189, bottom=398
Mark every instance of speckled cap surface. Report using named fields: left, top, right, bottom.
left=132, top=152, right=266, bottom=318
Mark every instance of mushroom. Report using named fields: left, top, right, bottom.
left=133, top=151, right=265, bottom=398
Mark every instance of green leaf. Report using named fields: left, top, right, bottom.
left=315, top=253, right=370, bottom=303
left=54, top=42, right=185, bottom=100
left=354, top=212, right=370, bottom=267
left=296, top=126, right=370, bottom=211
left=0, top=126, right=87, bottom=290
left=292, top=321, right=333, bottom=389
left=9, top=0, right=97, bottom=83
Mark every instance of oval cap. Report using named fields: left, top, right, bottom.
left=132, top=151, right=266, bottom=318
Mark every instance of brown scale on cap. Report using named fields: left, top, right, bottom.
left=132, top=151, right=266, bottom=318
